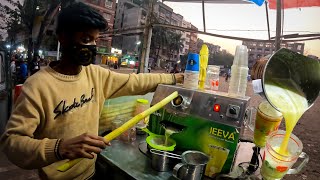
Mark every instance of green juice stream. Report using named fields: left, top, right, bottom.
left=164, top=127, right=177, bottom=146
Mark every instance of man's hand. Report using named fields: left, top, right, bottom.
left=59, top=133, right=110, bottom=160
left=174, top=73, right=184, bottom=84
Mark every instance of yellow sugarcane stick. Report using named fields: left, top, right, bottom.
left=198, top=44, right=209, bottom=90
left=57, top=91, right=179, bottom=172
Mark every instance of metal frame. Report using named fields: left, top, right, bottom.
left=103, top=0, right=318, bottom=73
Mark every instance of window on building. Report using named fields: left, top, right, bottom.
left=159, top=8, right=166, bottom=16
left=103, top=13, right=112, bottom=20
left=0, top=54, right=4, bottom=84
left=92, top=0, right=100, bottom=5
left=105, top=0, right=113, bottom=8
left=159, top=17, right=165, bottom=23
left=99, top=40, right=109, bottom=47
left=297, top=45, right=302, bottom=51
left=257, top=54, right=262, bottom=59
left=171, top=20, right=177, bottom=26
left=162, top=49, right=167, bottom=54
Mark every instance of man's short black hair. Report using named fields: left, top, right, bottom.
left=56, top=2, right=107, bottom=35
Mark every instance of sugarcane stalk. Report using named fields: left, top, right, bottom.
left=57, top=91, right=179, bottom=172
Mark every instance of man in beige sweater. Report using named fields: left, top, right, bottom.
left=0, top=2, right=183, bottom=180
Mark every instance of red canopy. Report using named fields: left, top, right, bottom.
left=268, top=0, right=320, bottom=9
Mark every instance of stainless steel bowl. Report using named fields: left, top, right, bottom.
left=150, top=149, right=181, bottom=172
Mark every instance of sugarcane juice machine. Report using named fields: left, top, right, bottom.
left=148, top=84, right=250, bottom=177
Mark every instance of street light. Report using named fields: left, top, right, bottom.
left=136, top=41, right=141, bottom=45
left=6, top=45, right=11, bottom=49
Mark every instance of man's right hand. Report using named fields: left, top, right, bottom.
left=59, top=133, right=110, bottom=160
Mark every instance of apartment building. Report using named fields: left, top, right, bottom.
left=181, top=19, right=191, bottom=55
left=113, top=0, right=147, bottom=54
left=243, top=41, right=305, bottom=68
left=154, top=2, right=173, bottom=25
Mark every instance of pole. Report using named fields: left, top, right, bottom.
left=139, top=0, right=154, bottom=73
left=265, top=2, right=271, bottom=40
left=57, top=41, right=60, bottom=60
left=202, top=0, right=206, bottom=32
left=275, top=0, right=282, bottom=50
left=144, top=27, right=153, bottom=73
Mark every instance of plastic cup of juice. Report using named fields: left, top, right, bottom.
left=253, top=101, right=283, bottom=147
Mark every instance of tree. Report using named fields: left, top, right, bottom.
left=1, top=0, right=61, bottom=64
left=33, top=0, right=60, bottom=57
left=167, top=32, right=184, bottom=61
left=209, top=52, right=234, bottom=68
left=0, top=0, right=25, bottom=48
left=150, top=26, right=169, bottom=65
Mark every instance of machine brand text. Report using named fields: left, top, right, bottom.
left=209, top=127, right=235, bottom=141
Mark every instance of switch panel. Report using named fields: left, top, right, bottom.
left=226, top=104, right=240, bottom=119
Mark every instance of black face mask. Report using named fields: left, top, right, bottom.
left=68, top=44, right=97, bottom=66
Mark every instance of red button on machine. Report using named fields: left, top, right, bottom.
left=213, top=104, right=221, bottom=112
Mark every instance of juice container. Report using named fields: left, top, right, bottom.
left=134, top=99, right=149, bottom=135
left=205, top=65, right=220, bottom=91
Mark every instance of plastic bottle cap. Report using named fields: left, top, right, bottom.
left=137, top=99, right=149, bottom=104
left=185, top=53, right=200, bottom=71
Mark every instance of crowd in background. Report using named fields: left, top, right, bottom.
left=10, top=54, right=41, bottom=87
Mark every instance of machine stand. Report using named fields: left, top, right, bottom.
left=247, top=146, right=261, bottom=175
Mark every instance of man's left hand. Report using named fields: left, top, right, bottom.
left=174, top=73, right=184, bottom=84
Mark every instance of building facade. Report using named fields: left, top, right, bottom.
left=113, top=0, right=147, bottom=54
left=83, top=0, right=116, bottom=52
left=189, top=24, right=198, bottom=53
left=181, top=20, right=191, bottom=55
left=242, top=41, right=305, bottom=68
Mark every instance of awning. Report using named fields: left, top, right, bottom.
left=268, top=0, right=320, bottom=9
left=163, top=0, right=250, bottom=4
left=164, top=0, right=320, bottom=8
left=163, top=0, right=263, bottom=6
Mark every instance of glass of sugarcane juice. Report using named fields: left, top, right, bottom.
left=254, top=101, right=283, bottom=147
left=260, top=130, right=309, bottom=180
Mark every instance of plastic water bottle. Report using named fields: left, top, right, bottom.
left=228, top=45, right=249, bottom=97
left=183, top=53, right=200, bottom=89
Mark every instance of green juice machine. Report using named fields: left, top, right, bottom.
left=148, top=84, right=250, bottom=178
